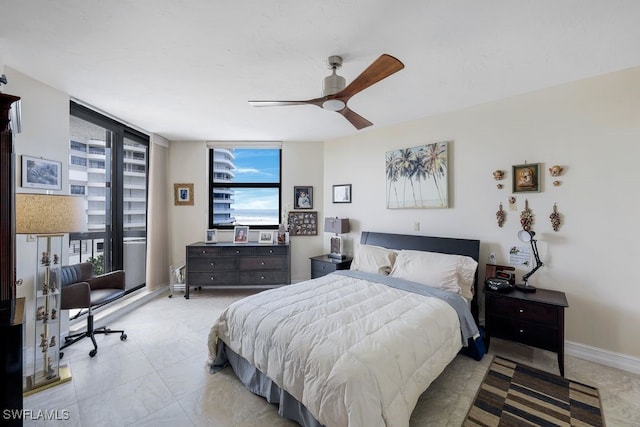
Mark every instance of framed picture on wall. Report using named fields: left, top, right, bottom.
left=512, top=163, right=540, bottom=193
left=21, top=155, right=62, bottom=190
left=332, top=184, right=352, bottom=203
left=174, top=183, right=194, bottom=205
left=294, top=186, right=313, bottom=209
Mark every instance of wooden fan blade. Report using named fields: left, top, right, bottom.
left=249, top=100, right=318, bottom=107
left=338, top=107, right=373, bottom=130
left=336, top=54, right=404, bottom=101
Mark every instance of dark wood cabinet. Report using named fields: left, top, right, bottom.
left=485, top=287, right=568, bottom=376
left=1, top=92, right=23, bottom=425
left=310, top=255, right=353, bottom=279
left=185, top=242, right=290, bottom=298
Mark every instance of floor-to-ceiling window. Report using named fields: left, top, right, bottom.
left=69, top=101, right=149, bottom=294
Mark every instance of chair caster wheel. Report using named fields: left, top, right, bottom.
left=89, top=349, right=97, bottom=357
left=120, top=334, right=127, bottom=341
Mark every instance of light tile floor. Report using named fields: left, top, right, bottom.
left=24, top=289, right=640, bottom=426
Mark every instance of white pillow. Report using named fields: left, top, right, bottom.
left=389, top=250, right=478, bottom=300
left=350, top=244, right=398, bottom=275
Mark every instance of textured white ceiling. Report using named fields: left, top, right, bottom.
left=1, top=1, right=639, bottom=141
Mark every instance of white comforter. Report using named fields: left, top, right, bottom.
left=207, top=272, right=463, bottom=427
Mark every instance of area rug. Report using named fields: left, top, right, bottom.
left=464, top=355, right=605, bottom=426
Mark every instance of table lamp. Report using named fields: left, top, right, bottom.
left=515, top=229, right=543, bottom=293
left=324, top=217, right=349, bottom=260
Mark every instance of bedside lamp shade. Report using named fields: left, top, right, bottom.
left=324, top=217, right=350, bottom=235
left=324, top=218, right=349, bottom=260
left=16, top=194, right=87, bottom=234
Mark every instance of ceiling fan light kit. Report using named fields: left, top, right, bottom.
left=249, top=53, right=404, bottom=129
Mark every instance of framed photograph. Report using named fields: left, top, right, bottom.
left=288, top=211, right=318, bottom=236
left=21, top=155, right=61, bottom=190
left=233, top=226, right=249, bottom=243
left=205, top=229, right=217, bottom=244
left=386, top=142, right=449, bottom=209
left=258, top=230, right=274, bottom=244
left=294, top=186, right=313, bottom=209
left=174, top=183, right=194, bottom=206
left=512, top=163, right=540, bottom=193
left=332, top=184, right=352, bottom=203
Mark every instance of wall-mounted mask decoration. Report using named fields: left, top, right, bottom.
left=520, top=199, right=533, bottom=231
left=549, top=165, right=563, bottom=176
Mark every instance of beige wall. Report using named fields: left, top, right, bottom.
left=167, top=140, right=324, bottom=282
left=323, top=67, right=640, bottom=359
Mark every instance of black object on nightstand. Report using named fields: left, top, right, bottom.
left=310, top=255, right=353, bottom=279
left=485, top=287, right=569, bottom=376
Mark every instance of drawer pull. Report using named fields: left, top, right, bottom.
left=260, top=276, right=265, bottom=280
left=269, top=250, right=273, bottom=254
left=236, top=250, right=240, bottom=254
left=519, top=309, right=524, bottom=313
left=210, top=262, right=215, bottom=266
left=519, top=329, right=524, bottom=333
left=210, top=276, right=215, bottom=281
left=202, top=250, right=206, bottom=254
left=261, top=261, right=265, bottom=265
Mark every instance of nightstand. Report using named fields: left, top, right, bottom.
left=485, top=287, right=569, bottom=376
left=310, top=255, right=353, bottom=279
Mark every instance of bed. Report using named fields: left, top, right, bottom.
left=207, top=231, right=482, bottom=427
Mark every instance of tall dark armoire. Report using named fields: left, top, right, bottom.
left=0, top=91, right=25, bottom=426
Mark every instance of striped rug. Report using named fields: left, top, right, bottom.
left=464, top=356, right=605, bottom=426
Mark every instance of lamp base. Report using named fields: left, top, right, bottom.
left=515, top=283, right=537, bottom=293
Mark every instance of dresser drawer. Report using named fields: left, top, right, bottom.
left=222, top=246, right=255, bottom=257
left=486, top=295, right=559, bottom=326
left=188, top=246, right=222, bottom=257
left=239, top=256, right=288, bottom=270
left=256, top=246, right=288, bottom=256
left=486, top=316, right=560, bottom=352
left=188, top=271, right=238, bottom=286
left=239, top=270, right=288, bottom=285
left=189, top=257, right=238, bottom=271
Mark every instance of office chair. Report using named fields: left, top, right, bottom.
left=59, top=262, right=128, bottom=357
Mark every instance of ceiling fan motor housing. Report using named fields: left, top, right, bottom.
left=323, top=55, right=346, bottom=97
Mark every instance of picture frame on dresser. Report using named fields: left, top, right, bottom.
left=258, top=231, right=274, bottom=244
left=205, top=229, right=217, bottom=244
left=233, top=226, right=249, bottom=243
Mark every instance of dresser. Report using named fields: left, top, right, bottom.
left=310, top=255, right=353, bottom=279
left=485, top=287, right=569, bottom=376
left=185, top=242, right=290, bottom=298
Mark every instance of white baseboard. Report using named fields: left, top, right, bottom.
left=566, top=340, right=640, bottom=375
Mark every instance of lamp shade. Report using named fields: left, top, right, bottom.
left=324, top=217, right=350, bottom=234
left=16, top=194, right=87, bottom=234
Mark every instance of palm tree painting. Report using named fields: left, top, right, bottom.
left=385, top=141, right=449, bottom=209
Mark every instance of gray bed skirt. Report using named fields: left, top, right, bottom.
left=211, top=341, right=325, bottom=427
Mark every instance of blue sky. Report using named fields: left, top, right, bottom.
left=232, top=149, right=279, bottom=210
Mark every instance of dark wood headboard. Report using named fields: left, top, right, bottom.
left=360, top=231, right=481, bottom=323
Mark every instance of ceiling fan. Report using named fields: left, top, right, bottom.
left=249, top=54, right=404, bottom=130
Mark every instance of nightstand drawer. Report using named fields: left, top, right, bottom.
left=487, top=317, right=560, bottom=352
left=311, top=261, right=338, bottom=277
left=486, top=296, right=559, bottom=326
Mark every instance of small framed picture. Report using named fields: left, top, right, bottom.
left=174, top=183, right=194, bottom=205
left=233, top=226, right=249, bottom=243
left=21, top=155, right=62, bottom=190
left=332, top=184, right=352, bottom=203
left=512, top=164, right=540, bottom=193
left=294, top=186, right=313, bottom=209
left=258, top=231, right=274, bottom=244
left=205, top=229, right=217, bottom=244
